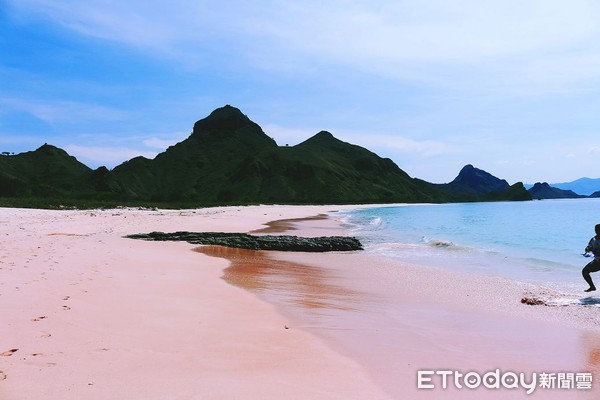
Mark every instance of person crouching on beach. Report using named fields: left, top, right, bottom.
left=582, top=224, right=600, bottom=292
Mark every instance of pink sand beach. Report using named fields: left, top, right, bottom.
left=1, top=205, right=599, bottom=399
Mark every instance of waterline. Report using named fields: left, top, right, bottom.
left=340, top=199, right=600, bottom=295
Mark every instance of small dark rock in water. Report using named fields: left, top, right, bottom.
left=520, top=296, right=545, bottom=306
left=125, top=231, right=363, bottom=252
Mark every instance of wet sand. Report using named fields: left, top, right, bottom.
left=1, top=205, right=599, bottom=399
left=201, top=214, right=600, bottom=399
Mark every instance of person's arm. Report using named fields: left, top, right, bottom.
left=585, top=238, right=594, bottom=253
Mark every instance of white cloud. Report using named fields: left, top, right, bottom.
left=9, top=0, right=600, bottom=91
left=261, top=123, right=458, bottom=157
left=256, top=1, right=599, bottom=64
left=262, top=124, right=320, bottom=146
left=7, top=1, right=178, bottom=49
left=65, top=144, right=157, bottom=167
left=5, top=0, right=600, bottom=182
left=142, top=132, right=189, bottom=150
left=590, top=146, right=600, bottom=154
left=343, top=132, right=460, bottom=158
left=0, top=134, right=44, bottom=147
left=0, top=96, right=127, bottom=126
left=63, top=131, right=191, bottom=167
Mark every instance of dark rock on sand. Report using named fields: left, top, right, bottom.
left=520, top=296, right=546, bottom=306
left=126, top=231, right=363, bottom=252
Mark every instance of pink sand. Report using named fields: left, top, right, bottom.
left=1, top=205, right=599, bottom=399
left=0, top=206, right=387, bottom=399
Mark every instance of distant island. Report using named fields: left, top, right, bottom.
left=0, top=105, right=545, bottom=208
left=525, top=178, right=600, bottom=198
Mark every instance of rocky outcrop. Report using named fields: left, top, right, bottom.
left=126, top=231, right=364, bottom=252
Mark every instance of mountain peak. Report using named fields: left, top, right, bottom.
left=36, top=143, right=60, bottom=151
left=34, top=143, right=70, bottom=157
left=456, top=164, right=503, bottom=182
left=537, top=176, right=600, bottom=196
left=298, top=130, right=342, bottom=147
left=314, top=131, right=334, bottom=139
left=531, top=182, right=550, bottom=189
left=443, top=164, right=509, bottom=196
left=188, top=105, right=277, bottom=149
left=528, top=182, right=583, bottom=199
left=192, top=105, right=252, bottom=136
left=207, top=104, right=246, bottom=120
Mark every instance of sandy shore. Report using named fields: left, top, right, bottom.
left=1, top=205, right=599, bottom=399
left=0, top=205, right=389, bottom=399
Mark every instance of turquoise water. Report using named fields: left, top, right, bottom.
left=340, top=199, right=600, bottom=294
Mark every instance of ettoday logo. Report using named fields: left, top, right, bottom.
left=417, top=369, right=592, bottom=395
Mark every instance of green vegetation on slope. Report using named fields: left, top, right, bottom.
left=0, top=105, right=529, bottom=208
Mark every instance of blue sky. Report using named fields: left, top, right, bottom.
left=2, top=1, right=600, bottom=184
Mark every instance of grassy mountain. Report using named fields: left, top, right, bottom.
left=0, top=105, right=533, bottom=207
left=549, top=177, right=600, bottom=196
left=111, top=106, right=442, bottom=204
left=434, top=164, right=531, bottom=201
left=524, top=177, right=600, bottom=196
left=111, top=106, right=280, bottom=202
left=0, top=144, right=96, bottom=197
left=528, top=182, right=585, bottom=199
left=236, top=130, right=442, bottom=203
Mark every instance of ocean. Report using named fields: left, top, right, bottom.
left=340, top=198, right=600, bottom=295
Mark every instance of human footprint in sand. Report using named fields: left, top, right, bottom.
left=582, top=224, right=600, bottom=292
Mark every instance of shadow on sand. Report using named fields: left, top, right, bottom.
left=578, top=296, right=600, bottom=306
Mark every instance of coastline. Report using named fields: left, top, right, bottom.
left=207, top=209, right=600, bottom=399
left=265, top=251, right=600, bottom=399
left=0, top=205, right=387, bottom=400
left=1, top=204, right=598, bottom=399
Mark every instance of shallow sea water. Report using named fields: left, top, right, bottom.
left=340, top=198, right=600, bottom=296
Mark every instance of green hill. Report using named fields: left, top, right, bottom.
left=111, top=106, right=442, bottom=204
left=433, top=164, right=531, bottom=202
left=112, top=105, right=279, bottom=202
left=528, top=182, right=585, bottom=200
left=0, top=105, right=531, bottom=207
left=0, top=144, right=95, bottom=197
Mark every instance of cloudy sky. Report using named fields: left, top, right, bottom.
left=2, top=1, right=600, bottom=184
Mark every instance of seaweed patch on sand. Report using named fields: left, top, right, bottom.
left=126, top=231, right=363, bottom=252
